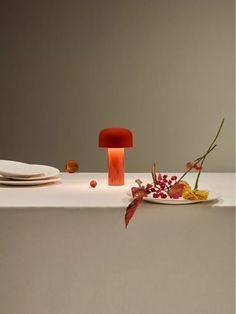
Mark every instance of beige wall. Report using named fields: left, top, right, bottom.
left=0, top=0, right=234, bottom=172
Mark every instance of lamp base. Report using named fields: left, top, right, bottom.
left=108, top=148, right=124, bottom=185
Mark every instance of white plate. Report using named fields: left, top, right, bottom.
left=128, top=190, right=220, bottom=205
left=0, top=177, right=60, bottom=186
left=7, top=165, right=60, bottom=180
left=0, top=160, right=44, bottom=177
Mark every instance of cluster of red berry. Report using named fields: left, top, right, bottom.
left=145, top=175, right=178, bottom=199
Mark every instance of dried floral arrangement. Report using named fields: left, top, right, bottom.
left=125, top=119, right=224, bottom=228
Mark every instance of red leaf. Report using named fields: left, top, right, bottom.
left=168, top=183, right=185, bottom=199
left=131, top=187, right=147, bottom=198
left=125, top=197, right=143, bottom=228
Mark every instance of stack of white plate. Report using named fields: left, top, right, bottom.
left=0, top=160, right=60, bottom=186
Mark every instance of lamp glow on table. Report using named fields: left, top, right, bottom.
left=99, top=128, right=133, bottom=185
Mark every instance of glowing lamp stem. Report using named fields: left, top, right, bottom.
left=108, top=148, right=124, bottom=185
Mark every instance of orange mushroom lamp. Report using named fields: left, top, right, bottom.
left=99, top=128, right=133, bottom=185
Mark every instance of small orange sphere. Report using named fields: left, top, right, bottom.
left=90, top=180, right=97, bottom=188
left=66, top=160, right=79, bottom=173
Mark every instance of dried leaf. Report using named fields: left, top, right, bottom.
left=152, top=163, right=157, bottom=186
left=185, top=161, right=193, bottom=169
left=135, top=179, right=143, bottom=187
left=158, top=173, right=162, bottom=181
left=168, top=183, right=185, bottom=199
left=125, top=197, right=142, bottom=228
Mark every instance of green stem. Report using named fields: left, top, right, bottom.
left=177, top=144, right=217, bottom=183
left=208, top=118, right=225, bottom=150
left=194, top=144, right=217, bottom=163
left=194, top=156, right=205, bottom=190
left=194, top=119, right=224, bottom=190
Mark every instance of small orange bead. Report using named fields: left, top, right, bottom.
left=90, top=180, right=97, bottom=188
left=66, top=160, right=79, bottom=173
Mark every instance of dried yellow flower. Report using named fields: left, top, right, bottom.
left=182, top=185, right=208, bottom=200
left=179, top=180, right=190, bottom=187
left=182, top=185, right=198, bottom=200
left=193, top=190, right=209, bottom=200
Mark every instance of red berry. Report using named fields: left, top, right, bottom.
left=146, top=183, right=153, bottom=189
left=155, top=192, right=161, bottom=198
left=194, top=164, right=202, bottom=171
left=171, top=176, right=177, bottom=180
left=163, top=175, right=168, bottom=179
left=160, top=182, right=166, bottom=189
left=90, top=180, right=97, bottom=188
left=161, top=193, right=167, bottom=199
left=151, top=187, right=155, bottom=192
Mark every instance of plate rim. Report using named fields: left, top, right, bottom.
left=127, top=190, right=220, bottom=205
left=0, top=177, right=60, bottom=186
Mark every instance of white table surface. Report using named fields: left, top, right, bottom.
left=0, top=173, right=235, bottom=314
left=0, top=172, right=234, bottom=208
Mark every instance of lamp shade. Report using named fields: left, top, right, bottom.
left=99, top=128, right=133, bottom=148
